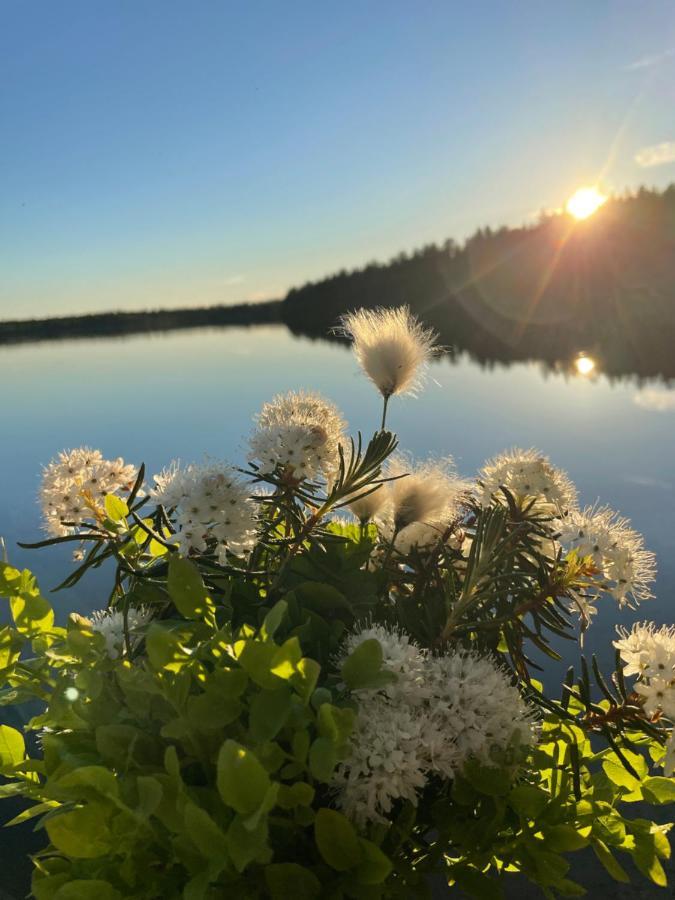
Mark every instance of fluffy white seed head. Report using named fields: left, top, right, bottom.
left=40, top=447, right=138, bottom=537
left=347, top=484, right=390, bottom=524
left=151, top=461, right=257, bottom=563
left=249, top=390, right=346, bottom=481
left=384, top=454, right=471, bottom=534
left=559, top=506, right=656, bottom=608
left=339, top=306, right=439, bottom=398
left=478, top=447, right=577, bottom=514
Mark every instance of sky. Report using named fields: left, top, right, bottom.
left=2, top=0, right=675, bottom=318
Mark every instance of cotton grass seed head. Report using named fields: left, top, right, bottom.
left=339, top=305, right=439, bottom=399
left=385, top=454, right=471, bottom=533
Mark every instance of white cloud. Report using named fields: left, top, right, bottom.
left=626, top=47, right=675, bottom=70
left=633, top=388, right=675, bottom=412
left=223, top=274, right=245, bottom=286
left=635, top=141, right=675, bottom=168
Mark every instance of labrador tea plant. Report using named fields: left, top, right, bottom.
left=1, top=306, right=674, bottom=900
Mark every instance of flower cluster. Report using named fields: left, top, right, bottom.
left=40, top=447, right=137, bottom=537
left=249, top=390, right=346, bottom=481
left=559, top=506, right=656, bottom=609
left=478, top=447, right=577, bottom=514
left=334, top=626, right=537, bottom=825
left=614, top=622, right=675, bottom=774
left=89, top=607, right=152, bottom=659
left=152, top=461, right=257, bottom=563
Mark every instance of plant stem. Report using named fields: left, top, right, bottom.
left=380, top=393, right=390, bottom=431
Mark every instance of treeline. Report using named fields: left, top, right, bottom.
left=281, top=185, right=675, bottom=381
left=0, top=301, right=282, bottom=346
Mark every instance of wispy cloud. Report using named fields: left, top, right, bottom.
left=635, top=141, right=675, bottom=168
left=633, top=387, right=675, bottom=412
left=626, top=47, right=675, bottom=70
left=223, top=274, right=245, bottom=286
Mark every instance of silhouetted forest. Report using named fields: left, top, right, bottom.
left=0, top=301, right=282, bottom=346
left=3, top=186, right=675, bottom=381
left=281, top=185, right=675, bottom=381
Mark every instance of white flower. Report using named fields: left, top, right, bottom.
left=383, top=455, right=470, bottom=534
left=333, top=701, right=429, bottom=826
left=340, top=624, right=429, bottom=702
left=424, top=650, right=538, bottom=778
left=338, top=306, right=439, bottom=398
left=334, top=627, right=537, bottom=824
left=249, top=390, right=346, bottom=481
left=478, top=448, right=577, bottom=514
left=614, top=622, right=675, bottom=679
left=559, top=507, right=656, bottom=608
left=635, top=677, right=675, bottom=718
left=40, top=447, right=138, bottom=537
left=151, top=461, right=257, bottom=563
left=89, top=607, right=152, bottom=659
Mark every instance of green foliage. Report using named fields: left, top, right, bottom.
left=1, top=425, right=674, bottom=899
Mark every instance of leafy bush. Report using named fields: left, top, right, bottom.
left=1, top=307, right=673, bottom=899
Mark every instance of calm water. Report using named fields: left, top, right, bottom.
left=1, top=325, right=674, bottom=897
left=2, top=324, right=674, bottom=670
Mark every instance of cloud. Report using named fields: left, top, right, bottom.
left=223, top=274, right=245, bottom=286
left=633, top=388, right=675, bottom=412
left=635, top=142, right=675, bottom=168
left=626, top=47, right=675, bottom=70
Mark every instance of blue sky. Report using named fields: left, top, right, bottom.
left=2, top=0, right=675, bottom=317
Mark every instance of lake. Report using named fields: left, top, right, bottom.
left=1, top=324, right=674, bottom=896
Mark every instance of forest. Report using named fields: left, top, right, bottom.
left=281, top=185, right=675, bottom=381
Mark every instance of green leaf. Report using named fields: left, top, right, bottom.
left=277, top=782, right=315, bottom=809
left=4, top=800, right=60, bottom=827
left=291, top=657, right=321, bottom=703
left=184, top=802, right=229, bottom=860
left=217, top=740, right=271, bottom=815
left=53, top=881, right=122, bottom=900
left=265, top=863, right=320, bottom=899
left=136, top=776, right=163, bottom=817
left=453, top=867, right=505, bottom=900
left=355, top=839, right=393, bottom=884
left=0, top=724, right=25, bottom=767
left=270, top=637, right=302, bottom=680
left=236, top=640, right=284, bottom=689
left=308, top=737, right=338, bottom=782
left=592, top=839, right=630, bottom=883
left=314, top=808, right=363, bottom=871
left=602, top=758, right=640, bottom=792
left=7, top=569, right=54, bottom=635
left=104, top=494, right=129, bottom=522
left=260, top=601, right=288, bottom=640
left=146, top=624, right=192, bottom=672
left=509, top=784, right=549, bottom=819
left=167, top=556, right=212, bottom=620
left=633, top=832, right=668, bottom=886
left=341, top=638, right=396, bottom=691
left=55, top=766, right=119, bottom=800
left=463, top=761, right=510, bottom=797
left=226, top=815, right=269, bottom=873
left=46, top=805, right=113, bottom=858
left=249, top=687, right=292, bottom=741
left=642, top=776, right=675, bottom=805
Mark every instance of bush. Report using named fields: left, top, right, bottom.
left=0, top=307, right=673, bottom=899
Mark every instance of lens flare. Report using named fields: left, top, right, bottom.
left=574, top=354, right=596, bottom=376
left=566, top=187, right=607, bottom=220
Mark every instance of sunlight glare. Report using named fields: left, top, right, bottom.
left=566, top=187, right=607, bottom=220
left=574, top=354, right=596, bottom=376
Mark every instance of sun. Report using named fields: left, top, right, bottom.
left=566, top=186, right=607, bottom=220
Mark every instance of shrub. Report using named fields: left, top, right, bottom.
left=0, top=307, right=673, bottom=899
